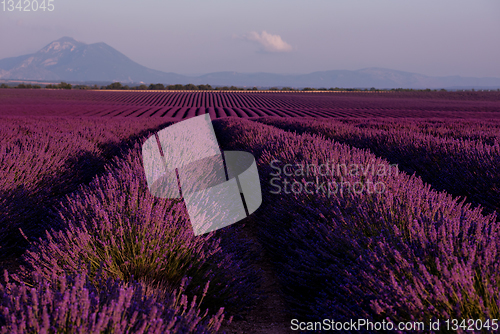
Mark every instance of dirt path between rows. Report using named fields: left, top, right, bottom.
left=220, top=216, right=294, bottom=334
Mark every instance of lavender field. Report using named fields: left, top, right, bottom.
left=1, top=90, right=500, bottom=333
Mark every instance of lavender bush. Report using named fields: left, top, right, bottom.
left=3, top=91, right=500, bottom=332
left=1, top=267, right=226, bottom=333
left=324, top=118, right=500, bottom=144
left=213, top=118, right=500, bottom=331
left=0, top=116, right=170, bottom=193
left=259, top=117, right=500, bottom=216
left=0, top=117, right=172, bottom=269
left=21, top=140, right=261, bottom=315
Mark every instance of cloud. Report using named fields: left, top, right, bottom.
left=244, top=31, right=292, bottom=53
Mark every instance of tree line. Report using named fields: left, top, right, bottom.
left=1, top=82, right=499, bottom=92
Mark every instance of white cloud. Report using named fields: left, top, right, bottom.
left=244, top=31, right=292, bottom=53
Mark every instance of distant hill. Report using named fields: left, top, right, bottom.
left=194, top=69, right=500, bottom=90
left=0, top=37, right=186, bottom=83
left=1, top=37, right=500, bottom=89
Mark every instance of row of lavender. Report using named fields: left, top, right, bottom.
left=332, top=118, right=500, bottom=145
left=2, top=114, right=499, bottom=331
left=0, top=117, right=174, bottom=193
left=3, top=90, right=500, bottom=119
left=1, top=119, right=261, bottom=332
left=1, top=269, right=225, bottom=333
left=5, top=103, right=476, bottom=120
left=213, top=118, right=500, bottom=331
left=259, top=117, right=500, bottom=216
left=0, top=117, right=175, bottom=267
left=67, top=91, right=500, bottom=110
left=81, top=106, right=451, bottom=119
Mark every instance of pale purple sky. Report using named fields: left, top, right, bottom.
left=1, top=0, right=499, bottom=77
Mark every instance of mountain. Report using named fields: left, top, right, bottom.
left=1, top=37, right=500, bottom=89
left=0, top=37, right=186, bottom=83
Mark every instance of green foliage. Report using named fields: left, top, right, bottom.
left=31, top=81, right=483, bottom=93
left=106, top=82, right=123, bottom=90
left=45, top=82, right=72, bottom=89
left=73, top=85, right=92, bottom=90
left=161, top=84, right=213, bottom=90
left=59, top=82, right=72, bottom=89
left=13, top=83, right=41, bottom=89
left=183, top=84, right=198, bottom=90
left=214, top=85, right=246, bottom=91
left=196, top=84, right=213, bottom=90
left=166, top=84, right=184, bottom=90
left=148, top=83, right=165, bottom=90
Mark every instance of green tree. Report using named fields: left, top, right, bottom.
left=183, top=84, right=197, bottom=90
left=106, top=82, right=123, bottom=90
left=73, top=85, right=92, bottom=90
left=148, top=83, right=165, bottom=90
left=197, top=84, right=212, bottom=90
left=166, top=84, right=183, bottom=90
left=56, top=82, right=72, bottom=89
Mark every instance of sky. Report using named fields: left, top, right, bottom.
left=1, top=0, right=499, bottom=77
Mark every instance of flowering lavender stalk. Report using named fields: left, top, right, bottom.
left=259, top=117, right=500, bottom=216
left=0, top=266, right=227, bottom=333
left=0, top=117, right=172, bottom=267
left=213, top=118, right=500, bottom=329
left=21, top=140, right=261, bottom=315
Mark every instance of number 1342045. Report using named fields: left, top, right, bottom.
left=2, top=0, right=54, bottom=12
